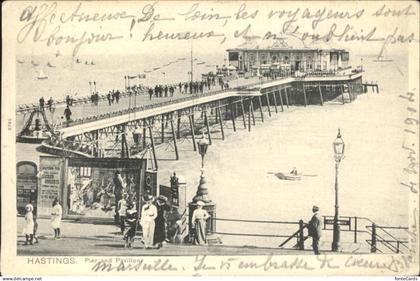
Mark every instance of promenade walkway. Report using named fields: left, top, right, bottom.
left=16, top=217, right=354, bottom=256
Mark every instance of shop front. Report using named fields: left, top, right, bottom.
left=37, top=156, right=148, bottom=221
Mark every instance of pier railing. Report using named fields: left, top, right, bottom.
left=53, top=78, right=279, bottom=129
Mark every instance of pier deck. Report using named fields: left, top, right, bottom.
left=55, top=72, right=363, bottom=138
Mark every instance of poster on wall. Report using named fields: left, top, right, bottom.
left=16, top=161, right=38, bottom=215
left=37, top=156, right=63, bottom=216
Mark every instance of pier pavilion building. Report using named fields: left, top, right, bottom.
left=227, top=46, right=350, bottom=75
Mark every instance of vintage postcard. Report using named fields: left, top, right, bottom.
left=1, top=0, right=419, bottom=277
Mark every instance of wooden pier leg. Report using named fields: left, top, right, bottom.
left=188, top=113, right=197, bottom=151
left=318, top=83, right=324, bottom=106
left=148, top=122, right=158, bottom=170
left=161, top=114, right=165, bottom=143
left=142, top=120, right=146, bottom=149
left=204, top=111, right=212, bottom=145
left=284, top=88, right=290, bottom=107
left=272, top=91, right=278, bottom=113
left=278, top=89, right=284, bottom=112
left=258, top=96, right=264, bottom=122
left=265, top=92, right=272, bottom=117
left=217, top=107, right=225, bottom=140
left=250, top=98, right=256, bottom=125
left=302, top=85, right=308, bottom=107
left=347, top=83, right=353, bottom=101
left=176, top=110, right=181, bottom=139
left=170, top=116, right=179, bottom=160
left=240, top=98, right=247, bottom=128
left=230, top=101, right=236, bottom=132
left=248, top=103, right=251, bottom=132
left=340, top=84, right=345, bottom=104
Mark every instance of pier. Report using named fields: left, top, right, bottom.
left=20, top=71, right=365, bottom=165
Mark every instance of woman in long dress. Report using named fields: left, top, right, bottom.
left=140, top=195, right=157, bottom=249
left=51, top=198, right=62, bottom=239
left=123, top=201, right=137, bottom=248
left=23, top=203, right=35, bottom=245
left=153, top=196, right=170, bottom=249
left=191, top=201, right=210, bottom=245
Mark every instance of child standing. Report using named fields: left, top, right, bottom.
left=23, top=204, right=35, bottom=245
left=51, top=198, right=63, bottom=239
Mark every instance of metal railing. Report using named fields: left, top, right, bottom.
left=184, top=214, right=408, bottom=252
left=366, top=223, right=409, bottom=254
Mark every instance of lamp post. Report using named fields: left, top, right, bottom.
left=332, top=128, right=345, bottom=252
left=188, top=133, right=220, bottom=243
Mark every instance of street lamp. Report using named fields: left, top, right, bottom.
left=192, top=132, right=210, bottom=203
left=197, top=132, right=209, bottom=171
left=332, top=128, right=345, bottom=252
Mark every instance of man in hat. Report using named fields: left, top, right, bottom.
left=308, top=205, right=322, bottom=255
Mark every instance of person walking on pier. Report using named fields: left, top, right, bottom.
left=47, top=97, right=54, bottom=112
left=148, top=88, right=153, bottom=100
left=191, top=201, right=210, bottom=245
left=107, top=92, right=112, bottom=106
left=39, top=97, right=45, bottom=111
left=140, top=195, right=157, bottom=249
left=64, top=106, right=72, bottom=124
left=308, top=205, right=322, bottom=255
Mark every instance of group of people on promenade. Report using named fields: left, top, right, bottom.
left=21, top=195, right=321, bottom=254
left=117, top=193, right=210, bottom=249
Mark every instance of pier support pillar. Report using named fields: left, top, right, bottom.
left=340, top=84, right=345, bottom=104
left=248, top=103, right=251, bottom=132
left=204, top=111, right=212, bottom=145
left=250, top=98, right=256, bottom=125
left=170, top=116, right=179, bottom=160
left=258, top=96, right=264, bottom=122
left=230, top=101, right=236, bottom=132
left=189, top=112, right=197, bottom=151
left=176, top=111, right=181, bottom=139
left=284, top=88, right=290, bottom=107
left=148, top=121, right=158, bottom=170
left=217, top=107, right=225, bottom=140
left=161, top=114, right=165, bottom=143
left=302, top=85, right=308, bottom=107
left=240, top=98, right=247, bottom=129
left=271, top=91, right=278, bottom=113
left=265, top=92, right=272, bottom=117
left=278, top=89, right=284, bottom=112
left=318, top=83, right=324, bottom=106
left=142, top=120, right=147, bottom=149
